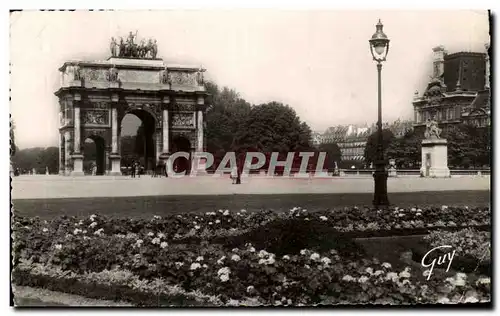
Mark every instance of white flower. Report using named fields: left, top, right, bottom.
left=300, top=249, right=308, bottom=256
left=442, top=205, right=448, bottom=210
left=215, top=219, right=221, bottom=224
left=282, top=255, right=290, bottom=260
left=196, top=256, right=204, bottom=262
left=399, top=268, right=411, bottom=278
left=194, top=225, right=201, bottom=230
left=209, top=222, right=213, bottom=225
left=246, top=285, right=255, bottom=293
left=190, top=263, right=201, bottom=270
left=220, top=274, right=230, bottom=282
left=258, top=259, right=266, bottom=265
left=477, top=277, right=490, bottom=285
left=152, top=237, right=161, bottom=244
left=231, top=254, right=241, bottom=262
left=373, top=270, right=384, bottom=277
left=365, top=267, right=373, bottom=275
left=437, top=297, right=450, bottom=304
left=267, top=256, right=276, bottom=265
left=411, top=207, right=416, bottom=212
left=248, top=247, right=256, bottom=253
left=310, top=253, right=320, bottom=261
left=464, top=296, right=479, bottom=303
left=157, top=233, right=165, bottom=239
left=202, top=264, right=208, bottom=268
left=386, top=272, right=398, bottom=281
left=93, top=228, right=104, bottom=236
left=147, top=232, right=154, bottom=237
left=342, top=275, right=355, bottom=282
left=358, top=276, right=369, bottom=283
left=304, top=264, right=311, bottom=269
left=42, top=228, right=48, bottom=232
left=223, top=210, right=230, bottom=216
left=55, top=244, right=62, bottom=250
left=153, top=215, right=161, bottom=220
left=217, top=256, right=226, bottom=265
left=455, top=272, right=467, bottom=280
left=416, top=212, right=422, bottom=217
left=90, top=214, right=97, bottom=221
left=319, top=216, right=328, bottom=221
left=258, top=250, right=269, bottom=258
left=232, top=248, right=239, bottom=253
left=241, top=209, right=247, bottom=213
left=382, top=262, right=392, bottom=269
left=175, top=262, right=184, bottom=268
left=73, top=228, right=81, bottom=235
left=82, top=230, right=87, bottom=234
left=217, top=267, right=231, bottom=276
left=160, top=242, right=168, bottom=249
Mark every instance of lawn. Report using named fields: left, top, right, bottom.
left=12, top=190, right=490, bottom=220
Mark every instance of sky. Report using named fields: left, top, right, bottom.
left=10, top=10, right=490, bottom=149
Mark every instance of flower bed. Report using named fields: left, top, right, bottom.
left=12, top=206, right=491, bottom=306
left=411, top=228, right=491, bottom=276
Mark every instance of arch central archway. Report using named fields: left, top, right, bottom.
left=83, top=136, right=105, bottom=175
left=171, top=136, right=192, bottom=173
left=119, top=108, right=157, bottom=174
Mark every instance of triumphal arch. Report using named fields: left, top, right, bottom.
left=55, top=32, right=208, bottom=176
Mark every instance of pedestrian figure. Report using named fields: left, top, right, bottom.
left=131, top=162, right=136, bottom=178
left=231, top=165, right=238, bottom=184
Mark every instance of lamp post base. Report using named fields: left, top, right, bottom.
left=373, top=162, right=389, bottom=208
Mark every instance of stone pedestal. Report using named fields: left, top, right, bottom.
left=420, top=139, right=450, bottom=178
left=109, top=154, right=122, bottom=176
left=71, top=154, right=85, bottom=176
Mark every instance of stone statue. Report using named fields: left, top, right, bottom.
left=119, top=37, right=125, bottom=57
left=160, top=68, right=169, bottom=84
left=110, top=37, right=118, bottom=57
left=424, top=118, right=441, bottom=139
left=196, top=68, right=204, bottom=85
left=107, top=65, right=119, bottom=82
left=151, top=39, right=158, bottom=59
left=73, top=64, right=81, bottom=80
left=139, top=39, right=146, bottom=58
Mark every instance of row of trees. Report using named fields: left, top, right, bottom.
left=363, top=124, right=491, bottom=169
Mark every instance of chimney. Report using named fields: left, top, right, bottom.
left=432, top=45, right=446, bottom=79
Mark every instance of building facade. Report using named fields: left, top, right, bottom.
left=55, top=35, right=209, bottom=176
left=413, top=44, right=490, bottom=133
left=317, top=119, right=413, bottom=164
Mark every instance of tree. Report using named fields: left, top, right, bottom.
left=363, top=129, right=395, bottom=166
left=386, top=129, right=423, bottom=169
left=205, top=82, right=252, bottom=154
left=443, top=124, right=491, bottom=168
left=318, top=142, right=342, bottom=170
left=237, top=102, right=313, bottom=153
left=11, top=147, right=59, bottom=174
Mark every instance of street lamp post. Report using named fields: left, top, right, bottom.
left=369, top=19, right=390, bottom=208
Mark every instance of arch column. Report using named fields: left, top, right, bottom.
left=159, top=95, right=171, bottom=176
left=71, top=93, right=84, bottom=176
left=58, top=132, right=64, bottom=175
left=109, top=93, right=122, bottom=176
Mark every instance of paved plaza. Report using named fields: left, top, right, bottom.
left=11, top=174, right=490, bottom=200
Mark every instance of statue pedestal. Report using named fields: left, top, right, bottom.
left=109, top=154, right=122, bottom=176
left=420, top=139, right=450, bottom=178
left=71, top=153, right=85, bottom=176
left=388, top=167, right=397, bottom=177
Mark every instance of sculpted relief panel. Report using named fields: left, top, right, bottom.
left=171, top=113, right=194, bottom=127
left=82, top=109, right=110, bottom=126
